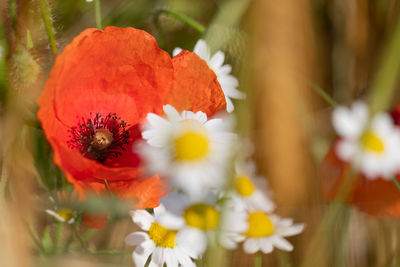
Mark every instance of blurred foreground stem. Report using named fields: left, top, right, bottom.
left=155, top=9, right=205, bottom=33
left=38, top=0, right=57, bottom=56
left=368, top=11, right=400, bottom=114
left=153, top=9, right=205, bottom=50
left=254, top=252, right=262, bottom=267
left=94, top=0, right=102, bottom=29
left=391, top=175, right=400, bottom=192
left=301, top=168, right=357, bottom=267
left=306, top=79, right=338, bottom=108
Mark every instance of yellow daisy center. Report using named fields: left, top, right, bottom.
left=244, top=211, right=275, bottom=238
left=56, top=209, right=74, bottom=221
left=184, top=203, right=220, bottom=230
left=148, top=222, right=177, bottom=248
left=174, top=131, right=209, bottom=161
left=361, top=131, right=384, bottom=153
left=235, top=175, right=255, bottom=197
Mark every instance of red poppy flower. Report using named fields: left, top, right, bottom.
left=37, top=26, right=227, bottom=227
left=322, top=106, right=400, bottom=217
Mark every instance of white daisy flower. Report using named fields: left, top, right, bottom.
left=333, top=101, right=400, bottom=179
left=228, top=161, right=275, bottom=213
left=125, top=205, right=206, bottom=267
left=141, top=105, right=236, bottom=198
left=162, top=192, right=248, bottom=250
left=241, top=211, right=304, bottom=254
left=173, top=40, right=245, bottom=113
left=45, top=196, right=76, bottom=224
left=45, top=209, right=75, bottom=224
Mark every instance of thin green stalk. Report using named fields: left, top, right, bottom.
left=38, top=0, right=57, bottom=56
left=53, top=222, right=65, bottom=253
left=0, top=162, right=9, bottom=199
left=8, top=0, right=17, bottom=31
left=72, top=218, right=90, bottom=253
left=153, top=9, right=205, bottom=50
left=104, top=179, right=117, bottom=200
left=368, top=12, right=400, bottom=115
left=28, top=223, right=46, bottom=253
left=155, top=9, right=205, bottom=33
left=301, top=167, right=357, bottom=267
left=94, top=0, right=102, bottom=29
left=333, top=207, right=352, bottom=267
left=254, top=252, right=262, bottom=267
left=391, top=175, right=400, bottom=192
left=307, top=79, right=338, bottom=108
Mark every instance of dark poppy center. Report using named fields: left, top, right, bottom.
left=68, top=113, right=130, bottom=163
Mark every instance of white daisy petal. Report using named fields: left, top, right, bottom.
left=152, top=247, right=165, bottom=266
left=273, top=236, right=294, bottom=251
left=175, top=247, right=196, bottom=267
left=177, top=228, right=207, bottom=257
left=125, top=232, right=149, bottom=246
left=163, top=105, right=181, bottom=122
left=133, top=241, right=155, bottom=267
left=209, top=51, right=225, bottom=70
left=280, top=224, right=305, bottom=237
left=193, top=39, right=210, bottom=60
left=243, top=239, right=260, bottom=254
left=260, top=238, right=274, bottom=254
left=172, top=47, right=183, bottom=57
left=165, top=248, right=178, bottom=267
left=130, top=210, right=153, bottom=231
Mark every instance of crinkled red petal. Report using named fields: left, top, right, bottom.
left=168, top=50, right=226, bottom=116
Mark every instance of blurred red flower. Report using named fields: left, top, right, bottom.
left=322, top=106, right=400, bottom=217
left=37, top=26, right=226, bottom=227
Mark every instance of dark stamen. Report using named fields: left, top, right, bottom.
left=68, top=113, right=130, bottom=163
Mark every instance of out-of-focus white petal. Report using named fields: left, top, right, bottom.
left=130, top=210, right=153, bottom=231
left=172, top=47, right=183, bottom=57
left=125, top=232, right=149, bottom=246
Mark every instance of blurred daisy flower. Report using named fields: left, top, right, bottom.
left=45, top=196, right=76, bottom=224
left=241, top=212, right=304, bottom=254
left=228, top=161, right=275, bottom=212
left=333, top=101, right=400, bottom=179
left=173, top=40, right=245, bottom=112
left=141, top=105, right=235, bottom=198
left=125, top=205, right=206, bottom=267
left=162, top=192, right=248, bottom=250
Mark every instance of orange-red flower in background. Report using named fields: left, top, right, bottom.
left=322, top=106, right=400, bottom=217
left=37, top=26, right=227, bottom=227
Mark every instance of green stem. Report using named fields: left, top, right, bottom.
left=94, top=0, right=102, bottom=29
left=307, top=79, right=338, bottom=108
left=0, top=162, right=9, bottom=199
left=28, top=223, right=45, bottom=253
left=104, top=179, right=116, bottom=199
left=391, top=175, right=400, bottom=192
left=38, top=0, right=57, bottom=56
left=72, top=218, right=90, bottom=252
left=368, top=12, right=400, bottom=115
left=155, top=9, right=205, bottom=33
left=254, top=252, right=262, bottom=267
left=53, top=222, right=65, bottom=253
left=8, top=0, right=17, bottom=31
